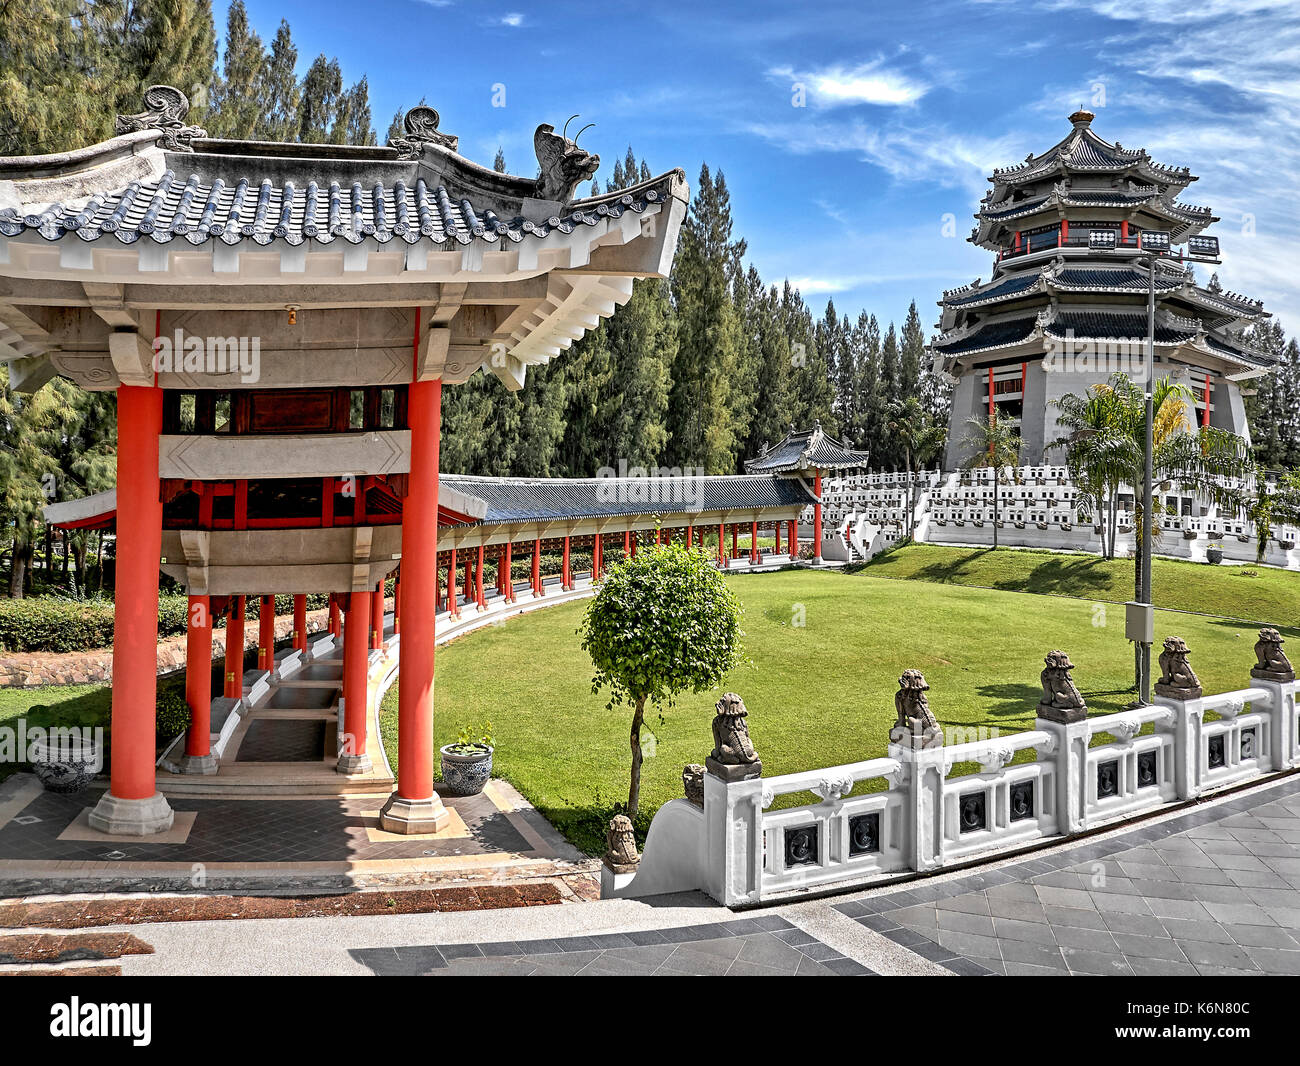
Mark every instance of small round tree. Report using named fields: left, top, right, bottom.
left=579, top=543, right=743, bottom=821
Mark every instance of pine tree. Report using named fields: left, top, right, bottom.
left=899, top=300, right=926, bottom=398
left=331, top=76, right=374, bottom=145
left=206, top=0, right=264, bottom=139
left=255, top=20, right=299, bottom=141
left=493, top=147, right=506, bottom=173
left=297, top=55, right=342, bottom=143
left=116, top=0, right=218, bottom=121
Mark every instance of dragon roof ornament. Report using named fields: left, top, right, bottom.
left=114, top=85, right=207, bottom=152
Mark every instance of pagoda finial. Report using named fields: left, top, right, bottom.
left=1068, top=108, right=1094, bottom=129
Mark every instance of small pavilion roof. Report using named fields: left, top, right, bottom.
left=744, top=423, right=870, bottom=475
left=440, top=472, right=815, bottom=524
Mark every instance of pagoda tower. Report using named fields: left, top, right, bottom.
left=933, top=110, right=1271, bottom=469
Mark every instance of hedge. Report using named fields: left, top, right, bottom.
left=0, top=594, right=190, bottom=654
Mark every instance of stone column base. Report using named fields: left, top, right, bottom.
left=337, top=753, right=373, bottom=775
left=177, top=753, right=219, bottom=775
left=88, top=791, right=175, bottom=836
left=379, top=793, right=450, bottom=834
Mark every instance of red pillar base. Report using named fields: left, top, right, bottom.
left=177, top=752, right=218, bottom=775
left=88, top=792, right=174, bottom=836
left=379, top=793, right=451, bottom=834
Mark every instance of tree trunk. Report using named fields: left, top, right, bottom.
left=627, top=696, right=646, bottom=820
left=992, top=471, right=999, bottom=549
left=8, top=540, right=30, bottom=599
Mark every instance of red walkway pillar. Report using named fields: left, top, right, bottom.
left=393, top=576, right=401, bottom=635
left=562, top=536, right=571, bottom=590
left=719, top=521, right=727, bottom=567
left=338, top=589, right=372, bottom=775
left=448, top=547, right=460, bottom=618
left=381, top=373, right=448, bottom=832
left=90, top=383, right=173, bottom=834
left=328, top=594, right=341, bottom=639
left=750, top=521, right=759, bottom=564
left=371, top=578, right=384, bottom=648
left=475, top=545, right=486, bottom=608
left=532, top=538, right=542, bottom=597
left=731, top=524, right=738, bottom=561
left=292, top=594, right=307, bottom=652
left=223, top=596, right=245, bottom=699
left=504, top=541, right=514, bottom=602
left=813, top=474, right=823, bottom=564
left=258, top=595, right=275, bottom=672
left=789, top=519, right=798, bottom=561
left=623, top=530, right=631, bottom=558
left=179, top=594, right=216, bottom=775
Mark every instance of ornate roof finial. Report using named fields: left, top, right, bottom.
left=115, top=85, right=207, bottom=152
left=391, top=105, right=458, bottom=159
left=534, top=117, right=600, bottom=203
left=1068, top=108, right=1095, bottom=129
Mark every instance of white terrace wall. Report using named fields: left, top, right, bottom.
left=602, top=642, right=1299, bottom=907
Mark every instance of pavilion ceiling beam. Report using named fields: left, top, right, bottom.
left=107, top=329, right=154, bottom=386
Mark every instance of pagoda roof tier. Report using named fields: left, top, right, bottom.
left=0, top=88, right=688, bottom=394
left=973, top=180, right=1215, bottom=247
left=989, top=110, right=1193, bottom=191
left=744, top=422, right=871, bottom=475
left=939, top=263, right=1267, bottom=331
left=932, top=306, right=1273, bottom=373
left=441, top=472, right=816, bottom=525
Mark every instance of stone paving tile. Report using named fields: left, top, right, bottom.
left=833, top=775, right=1300, bottom=977
left=350, top=918, right=876, bottom=976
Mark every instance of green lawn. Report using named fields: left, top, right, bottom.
left=861, top=543, right=1300, bottom=624
left=380, top=567, right=1292, bottom=854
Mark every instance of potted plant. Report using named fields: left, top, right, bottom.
left=439, top=721, right=494, bottom=796
left=1206, top=541, right=1224, bottom=565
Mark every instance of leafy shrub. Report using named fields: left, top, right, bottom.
left=0, top=594, right=190, bottom=653
left=155, top=686, right=191, bottom=739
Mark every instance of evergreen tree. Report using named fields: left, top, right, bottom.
left=331, top=76, right=374, bottom=145
left=255, top=20, right=299, bottom=141
left=899, top=300, right=926, bottom=398
left=206, top=0, right=264, bottom=139
left=296, top=54, right=342, bottom=143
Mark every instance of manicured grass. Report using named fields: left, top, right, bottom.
left=0, top=684, right=111, bottom=782
left=380, top=568, right=1289, bottom=855
left=860, top=543, right=1300, bottom=625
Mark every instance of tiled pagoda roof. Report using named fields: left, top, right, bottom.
left=744, top=423, right=871, bottom=474
left=441, top=473, right=816, bottom=523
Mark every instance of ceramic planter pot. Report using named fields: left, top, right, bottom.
left=439, top=743, right=493, bottom=796
left=31, top=734, right=101, bottom=794
left=1206, top=547, right=1223, bottom=565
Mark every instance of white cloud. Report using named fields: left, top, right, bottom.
left=499, top=12, right=525, bottom=27
left=771, top=60, right=929, bottom=108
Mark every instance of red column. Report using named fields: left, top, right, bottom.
left=224, top=596, right=245, bottom=699
left=718, top=521, right=726, bottom=567
left=624, top=531, right=631, bottom=558
left=813, top=473, right=823, bottom=564
left=181, top=594, right=215, bottom=773
left=448, top=547, right=460, bottom=618
left=371, top=579, right=384, bottom=648
left=731, top=524, right=738, bottom=561
left=382, top=373, right=448, bottom=832
left=562, top=536, right=571, bottom=590
left=751, top=521, right=759, bottom=564
left=393, top=576, right=401, bottom=634
left=1203, top=374, right=1212, bottom=428
left=339, top=589, right=372, bottom=774
left=789, top=520, right=798, bottom=560
left=292, top=594, right=307, bottom=652
left=91, top=383, right=172, bottom=832
left=532, top=538, right=542, bottom=596
left=328, top=595, right=341, bottom=639
left=475, top=545, right=486, bottom=607
left=462, top=553, right=472, bottom=608
left=504, top=541, right=514, bottom=602
left=258, top=595, right=275, bottom=672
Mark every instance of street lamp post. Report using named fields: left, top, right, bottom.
left=1089, top=228, right=1220, bottom=704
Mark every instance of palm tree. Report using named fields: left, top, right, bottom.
left=887, top=397, right=947, bottom=539
left=962, top=412, right=1021, bottom=549
left=1051, top=385, right=1132, bottom=558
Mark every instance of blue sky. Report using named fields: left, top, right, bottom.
left=236, top=0, right=1299, bottom=333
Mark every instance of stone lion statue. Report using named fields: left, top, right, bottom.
left=682, top=764, right=705, bottom=808
left=710, top=693, right=759, bottom=766
left=534, top=120, right=600, bottom=203
left=1037, top=650, right=1087, bottom=723
left=889, top=669, right=943, bottom=749
left=603, top=814, right=639, bottom=873
left=1251, top=628, right=1295, bottom=681
left=1156, top=636, right=1201, bottom=700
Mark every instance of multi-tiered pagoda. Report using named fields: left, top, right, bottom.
left=934, top=110, right=1271, bottom=468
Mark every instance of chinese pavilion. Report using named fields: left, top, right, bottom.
left=745, top=422, right=871, bottom=563
left=0, top=86, right=696, bottom=836
left=933, top=110, right=1272, bottom=468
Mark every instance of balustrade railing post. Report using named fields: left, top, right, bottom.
left=1248, top=628, right=1297, bottom=772
left=1151, top=636, right=1205, bottom=801
left=702, top=693, right=764, bottom=906
left=886, top=669, right=945, bottom=871
left=1033, top=650, right=1090, bottom=835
